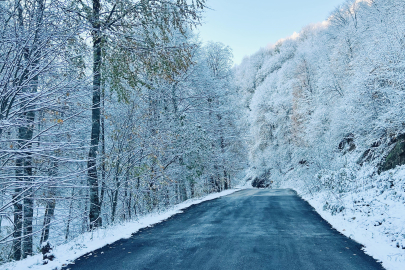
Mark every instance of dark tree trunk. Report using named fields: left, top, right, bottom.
left=22, top=0, right=45, bottom=255
left=40, top=160, right=58, bottom=245
left=88, top=0, right=102, bottom=230
left=12, top=184, right=23, bottom=260
left=218, top=115, right=228, bottom=191
left=224, top=170, right=228, bottom=190
left=165, top=187, right=170, bottom=206
left=127, top=190, right=132, bottom=220
left=20, top=111, right=35, bottom=259
left=12, top=0, right=44, bottom=259
left=123, top=169, right=130, bottom=220
left=111, top=188, right=119, bottom=223
left=180, top=181, right=188, bottom=201
left=40, top=200, right=55, bottom=244
left=111, top=161, right=121, bottom=223
left=18, top=48, right=37, bottom=261
left=100, top=87, right=106, bottom=211
left=65, top=187, right=75, bottom=240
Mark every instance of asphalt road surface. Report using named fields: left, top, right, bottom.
left=63, top=189, right=384, bottom=270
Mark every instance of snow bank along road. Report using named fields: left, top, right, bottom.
left=62, top=189, right=384, bottom=270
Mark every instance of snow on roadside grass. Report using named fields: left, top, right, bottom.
left=301, top=191, right=405, bottom=270
left=282, top=170, right=405, bottom=270
left=1, top=189, right=242, bottom=270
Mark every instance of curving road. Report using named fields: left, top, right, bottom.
left=63, top=189, right=384, bottom=270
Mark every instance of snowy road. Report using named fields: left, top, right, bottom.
left=63, top=189, right=384, bottom=270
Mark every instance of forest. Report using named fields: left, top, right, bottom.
left=2, top=0, right=405, bottom=267
left=0, top=0, right=247, bottom=263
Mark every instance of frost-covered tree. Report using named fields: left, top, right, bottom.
left=0, top=0, right=248, bottom=263
left=234, top=0, right=405, bottom=190
left=64, top=0, right=207, bottom=229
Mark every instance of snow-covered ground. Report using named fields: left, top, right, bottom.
left=282, top=166, right=405, bottom=270
left=1, top=189, right=242, bottom=270
left=304, top=194, right=405, bottom=270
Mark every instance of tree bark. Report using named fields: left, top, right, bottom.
left=100, top=86, right=106, bottom=211
left=12, top=182, right=23, bottom=260
left=88, top=0, right=102, bottom=230
left=40, top=160, right=58, bottom=245
left=14, top=0, right=44, bottom=256
left=111, top=162, right=121, bottom=223
left=20, top=109, right=35, bottom=259
left=65, top=187, right=75, bottom=240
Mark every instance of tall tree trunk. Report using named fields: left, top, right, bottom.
left=65, top=187, right=75, bottom=240
left=100, top=86, right=106, bottom=212
left=40, top=200, right=55, bottom=245
left=40, top=160, right=58, bottom=245
left=127, top=190, right=132, bottom=220
left=190, top=181, right=195, bottom=197
left=165, top=187, right=170, bottom=206
left=18, top=25, right=42, bottom=263
left=88, top=0, right=102, bottom=230
left=223, top=170, right=228, bottom=190
left=134, top=176, right=140, bottom=216
left=82, top=182, right=89, bottom=233
left=12, top=179, right=23, bottom=260
left=218, top=114, right=228, bottom=190
left=12, top=0, right=42, bottom=259
left=111, top=187, right=119, bottom=223
left=111, top=161, right=120, bottom=223
left=21, top=109, right=35, bottom=259
left=180, top=181, right=188, bottom=202
left=123, top=166, right=130, bottom=221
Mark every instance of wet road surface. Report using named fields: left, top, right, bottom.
left=63, top=189, right=384, bottom=270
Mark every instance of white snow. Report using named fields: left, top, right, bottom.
left=282, top=171, right=405, bottom=270
left=0, top=189, right=241, bottom=270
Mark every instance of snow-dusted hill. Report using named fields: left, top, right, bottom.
left=234, top=0, right=405, bottom=268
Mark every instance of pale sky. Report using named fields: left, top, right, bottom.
left=198, top=0, right=345, bottom=65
